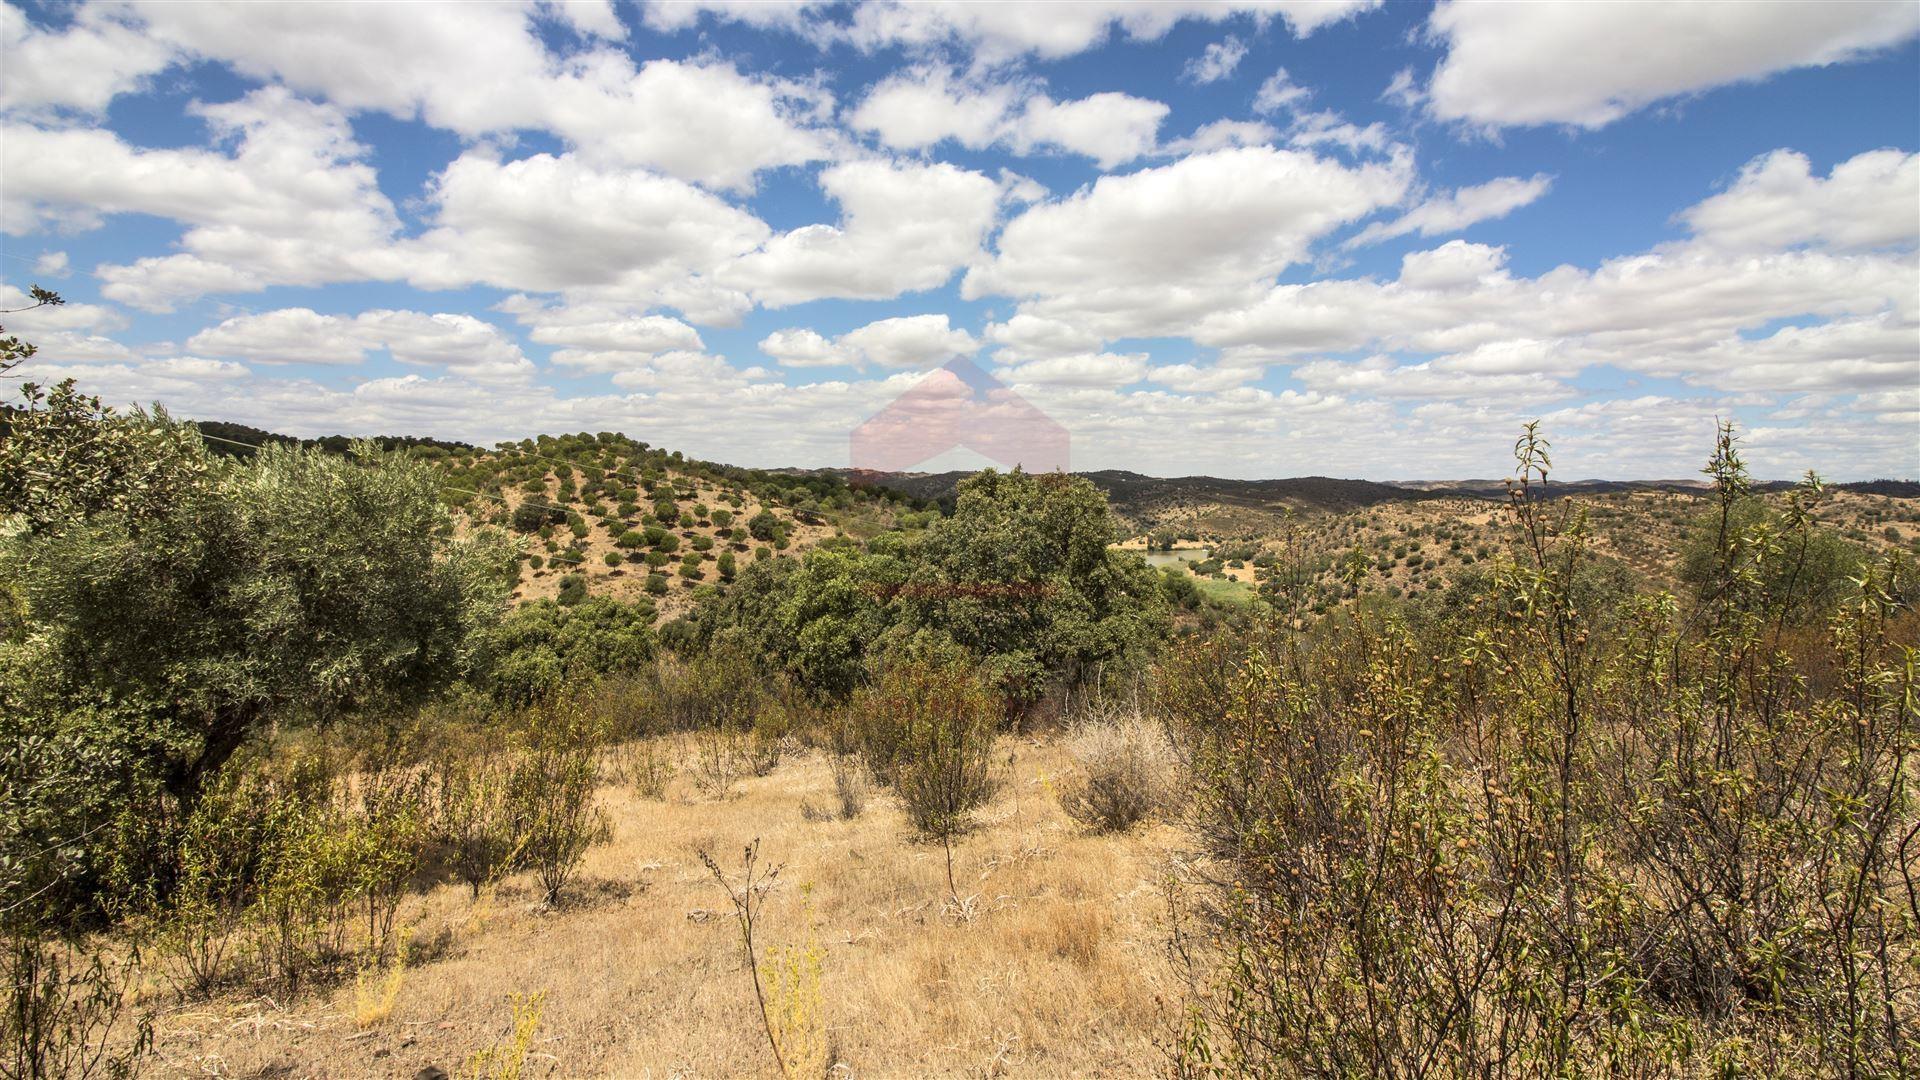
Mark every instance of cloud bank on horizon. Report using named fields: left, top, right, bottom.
left=2, top=0, right=1916, bottom=479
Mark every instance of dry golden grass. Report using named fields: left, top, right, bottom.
left=140, top=737, right=1184, bottom=1078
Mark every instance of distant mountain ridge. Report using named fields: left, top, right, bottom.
left=181, top=420, right=1917, bottom=511
left=824, top=466, right=1919, bottom=525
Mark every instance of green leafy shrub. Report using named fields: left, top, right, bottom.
left=475, top=597, right=655, bottom=706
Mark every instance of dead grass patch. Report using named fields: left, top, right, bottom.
left=137, top=738, right=1182, bottom=1077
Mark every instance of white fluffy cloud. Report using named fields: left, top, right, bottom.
left=1683, top=148, right=1920, bottom=253
left=1184, top=37, right=1248, bottom=84
left=187, top=307, right=534, bottom=381
left=996, top=352, right=1150, bottom=388
left=721, top=159, right=1000, bottom=306
left=1008, top=92, right=1170, bottom=169
left=839, top=1, right=1381, bottom=61
left=391, top=151, right=769, bottom=322
left=1426, top=0, right=1920, bottom=129
left=1347, top=173, right=1553, bottom=246
left=0, top=3, right=174, bottom=114
left=498, top=297, right=706, bottom=354
left=0, top=283, right=128, bottom=336
left=1253, top=68, right=1311, bottom=114
left=760, top=313, right=978, bottom=371
left=966, top=145, right=1413, bottom=338
left=983, top=314, right=1106, bottom=362
left=1146, top=362, right=1262, bottom=393
left=121, top=3, right=833, bottom=191
left=851, top=67, right=1168, bottom=168
left=3, top=88, right=401, bottom=311
left=834, top=313, right=978, bottom=369
left=1193, top=233, right=1918, bottom=398
left=757, top=328, right=847, bottom=369
left=848, top=65, right=1019, bottom=150
left=535, top=57, right=837, bottom=191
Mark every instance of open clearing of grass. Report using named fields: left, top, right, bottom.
left=141, top=737, right=1183, bottom=1078
left=1191, top=576, right=1255, bottom=604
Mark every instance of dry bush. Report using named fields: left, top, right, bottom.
left=851, top=655, right=1001, bottom=904
left=462, top=990, right=546, bottom=1080
left=690, top=726, right=748, bottom=799
left=606, top=738, right=673, bottom=800
left=351, top=928, right=411, bottom=1029
left=434, top=748, right=523, bottom=900
left=1056, top=713, right=1180, bottom=833
left=829, top=753, right=868, bottom=820
left=698, top=840, right=800, bottom=1078
left=513, top=701, right=612, bottom=907
left=3, top=935, right=151, bottom=1080
left=1162, top=427, right=1920, bottom=1078
left=800, top=755, right=869, bottom=824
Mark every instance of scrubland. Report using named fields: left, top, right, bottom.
left=6, top=366, right=1916, bottom=1079
left=136, top=737, right=1182, bottom=1079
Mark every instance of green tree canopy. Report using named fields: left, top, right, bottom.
left=2, top=401, right=515, bottom=799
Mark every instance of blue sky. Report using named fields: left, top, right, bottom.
left=3, top=0, right=1916, bottom=479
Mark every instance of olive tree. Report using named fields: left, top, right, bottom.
left=2, top=390, right=515, bottom=806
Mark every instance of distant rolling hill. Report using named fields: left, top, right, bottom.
left=827, top=466, right=1917, bottom=536
left=184, top=422, right=1918, bottom=519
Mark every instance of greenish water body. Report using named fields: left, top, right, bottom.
left=1140, top=547, right=1210, bottom=568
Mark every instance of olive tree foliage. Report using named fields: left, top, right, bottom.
left=0, top=381, right=516, bottom=931
left=695, top=548, right=907, bottom=698
left=896, top=469, right=1167, bottom=702
left=474, top=596, right=657, bottom=706
left=0, top=380, right=210, bottom=538
left=689, top=469, right=1166, bottom=703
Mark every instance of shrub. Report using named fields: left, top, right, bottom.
left=513, top=703, right=611, bottom=907
left=608, top=738, right=673, bottom=800
left=1057, top=713, right=1179, bottom=833
left=464, top=991, right=546, bottom=1080
left=851, top=655, right=1000, bottom=903
left=512, top=501, right=560, bottom=533
left=2, top=937, right=151, bottom=1080
left=434, top=748, right=522, bottom=900
left=829, top=753, right=868, bottom=820
left=645, top=573, right=668, bottom=596
left=474, top=597, right=655, bottom=706
left=1162, top=426, right=1920, bottom=1076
